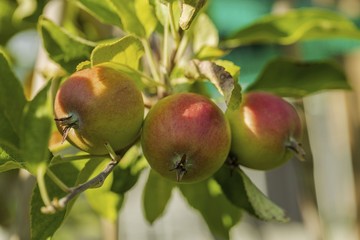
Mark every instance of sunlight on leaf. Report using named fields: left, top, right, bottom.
left=192, top=13, right=219, bottom=54
left=21, top=81, right=53, bottom=175
left=76, top=0, right=122, bottom=27
left=222, top=8, right=360, bottom=48
left=108, top=0, right=157, bottom=38
left=39, top=17, right=96, bottom=73
left=91, top=35, right=144, bottom=69
left=97, top=62, right=163, bottom=90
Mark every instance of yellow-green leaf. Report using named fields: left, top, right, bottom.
left=91, top=35, right=144, bottom=69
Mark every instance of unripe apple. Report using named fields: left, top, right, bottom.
left=53, top=65, right=144, bottom=155
left=226, top=91, right=303, bottom=170
left=141, top=93, right=231, bottom=183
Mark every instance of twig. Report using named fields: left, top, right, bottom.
left=41, top=143, right=124, bottom=214
left=57, top=160, right=118, bottom=209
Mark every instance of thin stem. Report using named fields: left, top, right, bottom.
left=285, top=137, right=306, bottom=161
left=50, top=154, right=106, bottom=166
left=37, top=165, right=56, bottom=214
left=54, top=159, right=119, bottom=210
left=168, top=2, right=180, bottom=44
left=104, top=142, right=120, bottom=162
left=174, top=33, right=189, bottom=64
left=163, top=11, right=170, bottom=73
left=162, top=8, right=174, bottom=92
left=141, top=38, right=161, bottom=83
left=42, top=143, right=127, bottom=213
left=46, top=168, right=71, bottom=193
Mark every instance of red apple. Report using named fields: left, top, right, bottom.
left=53, top=65, right=144, bottom=155
left=226, top=91, right=303, bottom=170
left=141, top=93, right=231, bottom=183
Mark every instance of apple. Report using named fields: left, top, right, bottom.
left=141, top=93, right=231, bottom=183
left=226, top=91, right=303, bottom=170
left=53, top=65, right=144, bottom=155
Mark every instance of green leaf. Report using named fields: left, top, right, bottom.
left=0, top=51, right=24, bottom=169
left=154, top=0, right=181, bottom=30
left=91, top=35, right=144, bottom=69
left=223, top=8, right=360, bottom=48
left=97, top=62, right=163, bottom=90
left=246, top=58, right=351, bottom=97
left=192, top=13, right=219, bottom=54
left=30, top=162, right=80, bottom=240
left=214, top=166, right=288, bottom=222
left=13, top=0, right=48, bottom=23
left=21, top=81, right=53, bottom=175
left=0, top=50, right=26, bottom=134
left=0, top=145, right=23, bottom=172
left=195, top=46, right=228, bottom=60
left=214, top=59, right=240, bottom=79
left=0, top=110, right=19, bottom=148
left=179, top=0, right=207, bottom=30
left=80, top=147, right=145, bottom=222
left=135, top=0, right=159, bottom=36
left=179, top=179, right=242, bottom=239
left=38, top=17, right=96, bottom=73
left=83, top=159, right=122, bottom=222
left=111, top=146, right=147, bottom=195
left=186, top=60, right=241, bottom=109
left=76, top=60, right=91, bottom=71
left=76, top=0, right=122, bottom=27
left=143, top=170, right=175, bottom=224
left=108, top=0, right=157, bottom=38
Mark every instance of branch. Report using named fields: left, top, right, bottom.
left=41, top=143, right=123, bottom=214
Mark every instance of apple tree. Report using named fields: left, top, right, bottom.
left=0, top=0, right=356, bottom=239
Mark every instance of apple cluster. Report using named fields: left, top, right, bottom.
left=54, top=66, right=303, bottom=183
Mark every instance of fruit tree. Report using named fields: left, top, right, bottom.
left=0, top=0, right=357, bottom=239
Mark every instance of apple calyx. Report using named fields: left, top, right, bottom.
left=285, top=137, right=306, bottom=161
left=170, top=154, right=189, bottom=182
left=54, top=114, right=79, bottom=143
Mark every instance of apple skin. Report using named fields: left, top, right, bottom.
left=54, top=65, right=144, bottom=155
left=226, top=91, right=302, bottom=170
left=141, top=93, right=231, bottom=183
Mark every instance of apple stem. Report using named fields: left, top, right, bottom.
left=286, top=138, right=306, bottom=161
left=54, top=114, right=79, bottom=143
left=225, top=155, right=239, bottom=176
left=170, top=154, right=188, bottom=182
left=40, top=143, right=125, bottom=214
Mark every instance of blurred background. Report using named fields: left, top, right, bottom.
left=1, top=0, right=360, bottom=239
